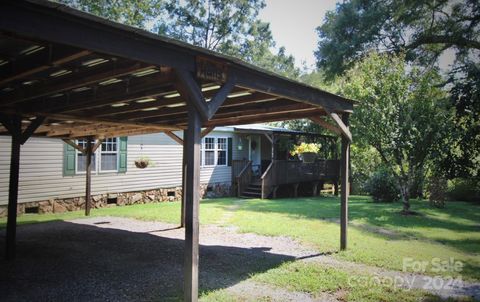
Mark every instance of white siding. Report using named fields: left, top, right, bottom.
left=0, top=130, right=234, bottom=205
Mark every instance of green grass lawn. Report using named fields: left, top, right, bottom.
left=2, top=195, right=479, bottom=301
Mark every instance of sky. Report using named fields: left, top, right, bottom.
left=259, top=0, right=339, bottom=70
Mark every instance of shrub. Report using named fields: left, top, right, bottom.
left=365, top=168, right=399, bottom=202
left=447, top=178, right=480, bottom=203
left=427, top=175, right=447, bottom=208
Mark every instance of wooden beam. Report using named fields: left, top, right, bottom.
left=231, top=65, right=354, bottom=113
left=309, top=116, right=342, bottom=136
left=62, top=139, right=86, bottom=154
left=85, top=138, right=93, bottom=216
left=263, top=133, right=273, bottom=144
left=94, top=128, right=162, bottom=139
left=0, top=50, right=92, bottom=86
left=200, top=127, right=214, bottom=138
left=340, top=113, right=350, bottom=250
left=3, top=63, right=155, bottom=105
left=181, top=129, right=187, bottom=228
left=20, top=116, right=46, bottom=144
left=184, top=105, right=202, bottom=301
left=3, top=111, right=181, bottom=131
left=325, top=110, right=352, bottom=142
left=176, top=69, right=209, bottom=121
left=207, top=77, right=236, bottom=119
left=164, top=130, right=183, bottom=145
left=3, top=116, right=21, bottom=260
left=203, top=109, right=326, bottom=127
left=92, top=139, right=103, bottom=152
left=0, top=2, right=194, bottom=71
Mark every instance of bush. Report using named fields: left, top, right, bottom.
left=447, top=178, right=480, bottom=203
left=427, top=175, right=447, bottom=208
left=365, top=168, right=399, bottom=202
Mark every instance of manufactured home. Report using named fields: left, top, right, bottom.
left=0, top=124, right=339, bottom=215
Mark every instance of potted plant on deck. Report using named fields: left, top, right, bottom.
left=290, top=142, right=321, bottom=163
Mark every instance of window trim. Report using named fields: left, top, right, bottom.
left=99, top=137, right=120, bottom=173
left=201, top=136, right=228, bottom=167
left=75, top=137, right=120, bottom=174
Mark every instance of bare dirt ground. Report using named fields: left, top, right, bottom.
left=0, top=216, right=479, bottom=301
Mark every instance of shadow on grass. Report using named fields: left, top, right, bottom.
left=0, top=220, right=294, bottom=301
left=218, top=195, right=480, bottom=254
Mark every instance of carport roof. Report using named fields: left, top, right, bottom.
left=0, top=0, right=354, bottom=140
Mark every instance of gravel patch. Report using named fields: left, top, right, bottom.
left=1, top=216, right=479, bottom=301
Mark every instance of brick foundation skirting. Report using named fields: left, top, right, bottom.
left=0, top=183, right=231, bottom=217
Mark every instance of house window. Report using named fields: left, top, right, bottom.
left=217, top=138, right=227, bottom=165
left=76, top=138, right=119, bottom=173
left=100, top=138, right=119, bottom=172
left=76, top=138, right=96, bottom=172
left=204, top=137, right=215, bottom=166
left=201, top=136, right=227, bottom=167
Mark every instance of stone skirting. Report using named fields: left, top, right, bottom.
left=0, top=182, right=231, bottom=217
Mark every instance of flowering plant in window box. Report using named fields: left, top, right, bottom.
left=290, top=142, right=321, bottom=163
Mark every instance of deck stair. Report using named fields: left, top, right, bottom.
left=240, top=180, right=262, bottom=199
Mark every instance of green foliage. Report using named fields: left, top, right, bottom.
left=159, top=0, right=300, bottom=77
left=340, top=52, right=447, bottom=211
left=56, top=0, right=164, bottom=29
left=365, top=168, right=399, bottom=202
left=350, top=145, right=382, bottom=195
left=315, top=0, right=480, bottom=78
left=447, top=178, right=480, bottom=203
left=314, top=0, right=480, bottom=182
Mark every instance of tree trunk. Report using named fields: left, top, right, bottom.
left=399, top=183, right=410, bottom=213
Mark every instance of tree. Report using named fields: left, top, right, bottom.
left=315, top=0, right=480, bottom=77
left=58, top=0, right=300, bottom=78
left=315, top=0, right=480, bottom=182
left=56, top=0, right=164, bottom=29
left=340, top=53, right=447, bottom=212
left=159, top=0, right=300, bottom=77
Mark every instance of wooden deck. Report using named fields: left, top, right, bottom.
left=234, top=159, right=340, bottom=198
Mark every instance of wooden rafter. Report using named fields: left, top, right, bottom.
left=200, top=127, right=214, bottom=138
left=309, top=116, right=342, bottom=136
left=164, top=130, right=183, bottom=145
left=324, top=109, right=352, bottom=142
left=2, top=63, right=155, bottom=105
left=0, top=50, right=92, bottom=86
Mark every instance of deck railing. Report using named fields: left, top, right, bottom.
left=272, top=159, right=339, bottom=186
left=261, top=161, right=274, bottom=198
left=235, top=161, right=252, bottom=197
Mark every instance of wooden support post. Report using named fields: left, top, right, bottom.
left=293, top=183, right=299, bottom=198
left=272, top=186, right=278, bottom=199
left=1, top=115, right=44, bottom=260
left=184, top=106, right=201, bottom=302
left=5, top=117, right=21, bottom=260
left=334, top=181, right=339, bottom=196
left=312, top=182, right=319, bottom=197
left=85, top=138, right=93, bottom=216
left=340, top=113, right=350, bottom=251
left=181, top=129, right=187, bottom=228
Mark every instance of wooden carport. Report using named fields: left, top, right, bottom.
left=0, top=1, right=354, bottom=301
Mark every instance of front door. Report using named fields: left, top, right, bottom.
left=249, top=135, right=261, bottom=176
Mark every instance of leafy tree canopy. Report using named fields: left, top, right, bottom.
left=315, top=0, right=480, bottom=77
left=340, top=52, right=448, bottom=211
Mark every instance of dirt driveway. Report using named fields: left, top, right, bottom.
left=1, top=217, right=479, bottom=301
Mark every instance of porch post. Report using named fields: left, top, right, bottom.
left=5, top=117, right=21, bottom=260
left=85, top=138, right=93, bottom=216
left=181, top=129, right=187, bottom=227
left=184, top=106, right=201, bottom=302
left=340, top=113, right=350, bottom=251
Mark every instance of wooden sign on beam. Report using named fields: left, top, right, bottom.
left=196, top=56, right=227, bottom=82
